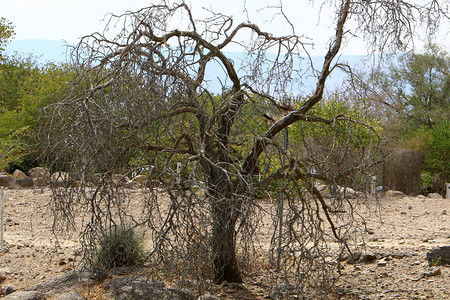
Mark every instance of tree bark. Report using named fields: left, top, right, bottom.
left=211, top=205, right=242, bottom=283
left=207, top=167, right=243, bottom=283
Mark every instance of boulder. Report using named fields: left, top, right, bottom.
left=4, top=286, right=17, bottom=295
left=1, top=291, right=45, bottom=300
left=33, top=177, right=47, bottom=187
left=0, top=174, right=17, bottom=188
left=132, top=175, right=148, bottom=185
left=17, top=176, right=34, bottom=187
left=427, top=193, right=443, bottom=199
left=427, top=246, right=450, bottom=266
left=12, top=169, right=26, bottom=180
left=25, top=269, right=103, bottom=296
left=28, top=167, right=50, bottom=186
left=335, top=185, right=357, bottom=198
left=104, top=276, right=194, bottom=300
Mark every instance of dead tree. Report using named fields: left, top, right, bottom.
left=40, top=0, right=446, bottom=293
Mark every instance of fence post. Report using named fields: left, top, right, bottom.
left=370, top=175, right=377, bottom=195
left=277, top=127, right=288, bottom=271
left=1, top=187, right=4, bottom=251
left=446, top=183, right=450, bottom=199
left=176, top=162, right=182, bottom=184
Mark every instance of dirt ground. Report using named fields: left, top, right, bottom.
left=0, top=187, right=448, bottom=299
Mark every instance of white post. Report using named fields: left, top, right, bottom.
left=277, top=127, right=288, bottom=271
left=370, top=175, right=377, bottom=195
left=1, top=187, right=4, bottom=251
left=176, top=163, right=182, bottom=184
left=446, top=183, right=450, bottom=199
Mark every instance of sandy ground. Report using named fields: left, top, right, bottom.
left=0, top=187, right=448, bottom=299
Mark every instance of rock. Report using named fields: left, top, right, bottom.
left=1, top=291, right=45, bottom=300
left=361, top=253, right=378, bottom=263
left=50, top=172, right=71, bottom=187
left=0, top=174, right=17, bottom=188
left=385, top=190, right=405, bottom=198
left=316, top=185, right=329, bottom=192
left=28, top=167, right=50, bottom=180
left=427, top=193, right=443, bottom=199
left=416, top=195, right=426, bottom=200
left=131, top=175, right=148, bottom=185
left=25, top=270, right=98, bottom=295
left=414, top=267, right=442, bottom=281
left=346, top=252, right=377, bottom=264
left=17, top=176, right=34, bottom=187
left=12, top=169, right=26, bottom=180
left=56, top=291, right=86, bottom=300
left=4, top=286, right=17, bottom=295
left=104, top=276, right=194, bottom=300
left=0, top=274, right=6, bottom=284
left=0, top=267, right=13, bottom=276
left=377, top=257, right=388, bottom=266
left=427, top=246, right=450, bottom=266
left=336, top=186, right=356, bottom=195
left=28, top=167, right=50, bottom=186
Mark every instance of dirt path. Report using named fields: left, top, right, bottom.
left=0, top=188, right=448, bottom=299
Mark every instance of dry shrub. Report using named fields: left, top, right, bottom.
left=386, top=149, right=424, bottom=195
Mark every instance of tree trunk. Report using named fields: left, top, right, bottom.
left=211, top=202, right=242, bottom=283
left=208, top=169, right=243, bottom=284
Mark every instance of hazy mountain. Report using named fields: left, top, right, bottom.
left=6, top=39, right=73, bottom=64
left=6, top=39, right=366, bottom=94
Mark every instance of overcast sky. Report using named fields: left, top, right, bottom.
left=1, top=0, right=448, bottom=56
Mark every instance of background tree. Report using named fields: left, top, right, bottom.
left=0, top=55, right=73, bottom=171
left=349, top=44, right=449, bottom=194
left=0, top=17, right=14, bottom=60
left=40, top=0, right=447, bottom=295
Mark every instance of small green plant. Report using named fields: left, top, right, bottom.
left=94, top=225, right=146, bottom=269
left=431, top=256, right=442, bottom=267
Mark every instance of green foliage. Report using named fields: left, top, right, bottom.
left=292, top=98, right=381, bottom=149
left=0, top=17, right=14, bottom=60
left=358, top=44, right=449, bottom=193
left=254, top=98, right=381, bottom=193
left=424, top=120, right=450, bottom=181
left=0, top=55, right=74, bottom=171
left=94, top=225, right=146, bottom=269
left=390, top=44, right=449, bottom=129
left=0, top=55, right=38, bottom=111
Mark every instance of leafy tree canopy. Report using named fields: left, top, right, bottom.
left=0, top=55, right=74, bottom=171
left=0, top=17, right=15, bottom=60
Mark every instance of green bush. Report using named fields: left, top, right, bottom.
left=424, top=120, right=450, bottom=181
left=94, top=225, right=146, bottom=269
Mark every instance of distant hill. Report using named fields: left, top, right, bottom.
left=6, top=39, right=366, bottom=95
left=6, top=39, right=72, bottom=64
